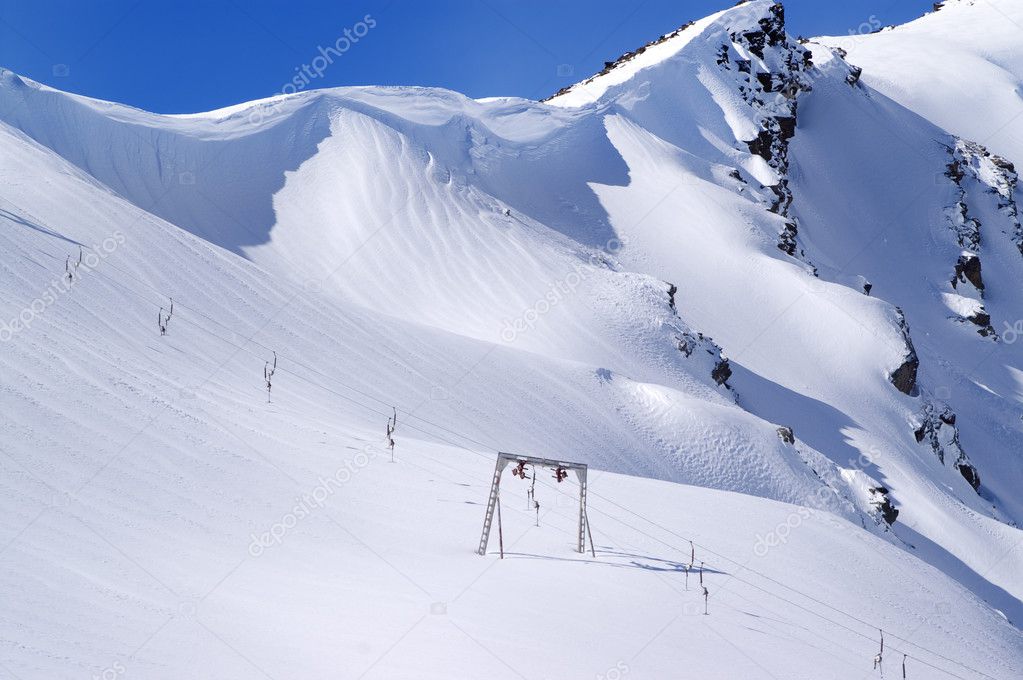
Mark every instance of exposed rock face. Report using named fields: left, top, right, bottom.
left=711, top=359, right=733, bottom=386
left=846, top=65, right=863, bottom=86
left=889, top=308, right=919, bottom=396
left=941, top=140, right=1020, bottom=336
left=776, top=426, right=795, bottom=444
left=964, top=307, right=995, bottom=337
left=914, top=402, right=981, bottom=491
left=869, top=486, right=899, bottom=525
left=944, top=139, right=1021, bottom=258
left=952, top=252, right=984, bottom=294
left=891, top=359, right=919, bottom=396
left=716, top=3, right=814, bottom=261
left=676, top=328, right=732, bottom=388
left=667, top=283, right=733, bottom=389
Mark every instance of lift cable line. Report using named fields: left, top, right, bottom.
left=49, top=241, right=998, bottom=680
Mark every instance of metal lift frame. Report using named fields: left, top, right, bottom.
left=476, top=452, right=594, bottom=558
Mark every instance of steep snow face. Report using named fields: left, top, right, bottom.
left=2, top=0, right=1023, bottom=677
left=819, top=0, right=1023, bottom=166
left=569, top=0, right=1023, bottom=618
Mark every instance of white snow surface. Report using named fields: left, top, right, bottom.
left=820, top=0, right=1023, bottom=165
left=1, top=1, right=1022, bottom=678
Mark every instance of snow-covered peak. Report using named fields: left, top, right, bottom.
left=544, top=0, right=783, bottom=108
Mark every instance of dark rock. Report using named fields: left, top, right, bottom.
left=759, top=4, right=787, bottom=47
left=717, top=44, right=731, bottom=67
left=958, top=463, right=981, bottom=491
left=712, top=359, right=732, bottom=386
left=878, top=499, right=900, bottom=525
left=779, top=80, right=802, bottom=99
left=778, top=221, right=799, bottom=256
left=952, top=253, right=984, bottom=293
left=776, top=116, right=797, bottom=141
left=916, top=401, right=981, bottom=493
left=945, top=159, right=965, bottom=183
left=667, top=283, right=678, bottom=312
left=891, top=358, right=919, bottom=396
left=991, top=155, right=1016, bottom=173
left=869, top=487, right=900, bottom=525
left=777, top=426, right=794, bottom=444
left=968, top=309, right=991, bottom=328
left=890, top=308, right=919, bottom=396
left=747, top=129, right=775, bottom=162
left=742, top=30, right=767, bottom=59
left=724, top=3, right=812, bottom=264
left=863, top=281, right=873, bottom=295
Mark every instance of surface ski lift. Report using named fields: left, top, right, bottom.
left=476, top=452, right=595, bottom=559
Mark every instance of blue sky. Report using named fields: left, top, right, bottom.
left=1, top=0, right=934, bottom=113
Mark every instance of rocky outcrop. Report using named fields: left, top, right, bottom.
left=889, top=308, right=919, bottom=396
left=716, top=3, right=815, bottom=261
left=668, top=283, right=733, bottom=389
left=676, top=328, right=732, bottom=388
left=952, top=252, right=984, bottom=294
left=944, top=139, right=1021, bottom=259
left=940, top=140, right=1020, bottom=336
left=676, top=330, right=732, bottom=388
left=711, top=358, right=733, bottom=386
left=913, top=402, right=981, bottom=491
left=868, top=486, right=899, bottom=525
left=890, top=359, right=918, bottom=396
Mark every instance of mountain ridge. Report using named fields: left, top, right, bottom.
left=1, top=1, right=1022, bottom=677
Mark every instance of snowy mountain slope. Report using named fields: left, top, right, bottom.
left=0, top=55, right=886, bottom=520
left=2, top=0, right=1023, bottom=677
left=820, top=0, right=1023, bottom=166
left=0, top=115, right=861, bottom=514
left=0, top=108, right=961, bottom=680
left=544, top=0, right=1023, bottom=615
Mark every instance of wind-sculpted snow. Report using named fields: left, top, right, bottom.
left=820, top=0, right=1023, bottom=167
left=1, top=1, right=1023, bottom=677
